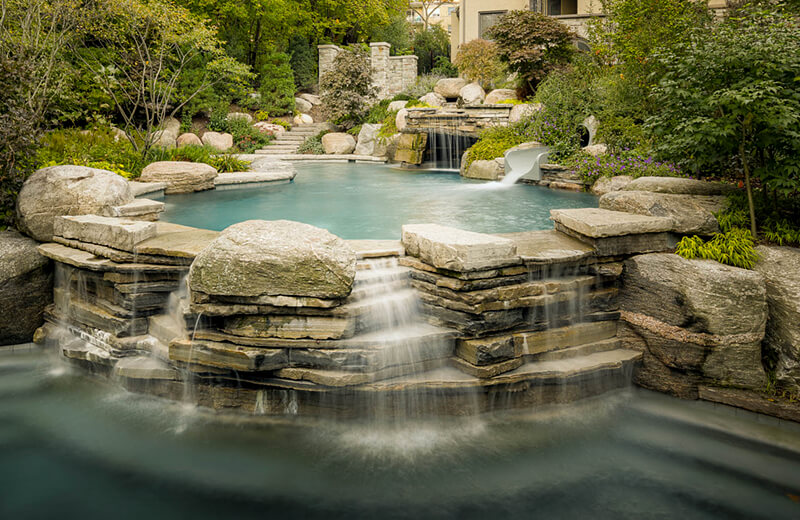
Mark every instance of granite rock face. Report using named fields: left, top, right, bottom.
left=599, top=190, right=724, bottom=235
left=402, top=224, right=519, bottom=272
left=434, top=78, right=467, bottom=98
left=354, top=124, right=382, bottom=156
left=484, top=89, right=518, bottom=104
left=16, top=165, right=133, bottom=242
left=591, top=175, right=633, bottom=196
left=176, top=133, right=202, bottom=147
left=464, top=159, right=504, bottom=181
left=201, top=131, right=234, bottom=152
left=294, top=97, right=313, bottom=113
left=322, top=132, right=356, bottom=154
left=0, top=230, right=52, bottom=345
left=754, top=246, right=800, bottom=393
left=190, top=220, right=357, bottom=300
left=624, top=176, right=734, bottom=196
left=459, top=82, right=485, bottom=106
left=139, top=161, right=218, bottom=194
left=622, top=253, right=767, bottom=393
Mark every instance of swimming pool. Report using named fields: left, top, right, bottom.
left=160, top=163, right=597, bottom=239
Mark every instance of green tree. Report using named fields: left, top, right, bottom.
left=453, top=39, right=507, bottom=89
left=647, top=6, right=800, bottom=235
left=78, top=0, right=251, bottom=156
left=258, top=50, right=296, bottom=115
left=288, top=36, right=318, bottom=91
left=320, top=45, right=376, bottom=129
left=486, top=10, right=573, bottom=96
left=412, top=25, right=450, bottom=74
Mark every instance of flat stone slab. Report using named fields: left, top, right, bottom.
left=496, top=230, right=594, bottom=265
left=38, top=243, right=187, bottom=273
left=550, top=208, right=673, bottom=238
left=214, top=170, right=296, bottom=186
left=134, top=222, right=220, bottom=259
left=115, top=355, right=178, bottom=380
left=623, top=176, right=734, bottom=196
left=402, top=223, right=520, bottom=272
left=110, top=198, right=165, bottom=218
left=250, top=153, right=387, bottom=163
left=599, top=191, right=725, bottom=235
left=346, top=240, right=404, bottom=259
left=54, top=215, right=157, bottom=252
left=129, top=181, right=167, bottom=198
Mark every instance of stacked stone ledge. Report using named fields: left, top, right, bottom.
left=399, top=223, right=638, bottom=379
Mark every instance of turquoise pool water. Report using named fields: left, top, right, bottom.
left=160, top=163, right=597, bottom=239
left=1, top=348, right=799, bottom=520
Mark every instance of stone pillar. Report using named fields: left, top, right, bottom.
left=400, top=55, right=418, bottom=93
left=317, top=44, right=342, bottom=86
left=387, top=58, right=403, bottom=96
left=370, top=42, right=391, bottom=98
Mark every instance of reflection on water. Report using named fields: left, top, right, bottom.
left=160, top=164, right=597, bottom=239
left=1, top=348, right=799, bottom=519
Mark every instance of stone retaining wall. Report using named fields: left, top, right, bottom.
left=318, top=43, right=418, bottom=99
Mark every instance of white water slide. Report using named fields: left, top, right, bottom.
left=500, top=142, right=551, bottom=185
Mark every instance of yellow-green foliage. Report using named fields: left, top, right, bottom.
left=497, top=99, right=525, bottom=105
left=405, top=100, right=433, bottom=109
left=464, top=126, right=528, bottom=169
left=675, top=228, right=759, bottom=269
left=377, top=111, right=399, bottom=140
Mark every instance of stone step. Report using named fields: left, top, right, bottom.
left=54, top=215, right=157, bottom=253
left=531, top=337, right=621, bottom=361
left=148, top=314, right=187, bottom=345
left=114, top=355, right=178, bottom=380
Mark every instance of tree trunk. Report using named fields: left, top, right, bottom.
left=739, top=135, right=758, bottom=238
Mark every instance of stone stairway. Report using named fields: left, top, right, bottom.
left=254, top=123, right=328, bottom=155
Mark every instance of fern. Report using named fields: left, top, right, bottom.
left=675, top=229, right=759, bottom=270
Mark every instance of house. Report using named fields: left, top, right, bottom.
left=450, top=0, right=734, bottom=57
left=408, top=1, right=460, bottom=34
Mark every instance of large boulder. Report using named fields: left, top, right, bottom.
left=190, top=220, right=357, bottom=300
left=484, top=89, right=518, bottom=104
left=163, top=116, right=181, bottom=137
left=294, top=113, right=314, bottom=126
left=253, top=122, right=286, bottom=138
left=508, top=103, right=541, bottom=124
left=395, top=108, right=409, bottom=132
left=201, top=131, right=233, bottom=152
left=591, top=175, right=633, bottom=196
left=322, top=132, right=356, bottom=155
left=624, top=176, right=734, bottom=196
left=459, top=82, right=486, bottom=106
left=464, top=159, right=504, bottom=181
left=434, top=78, right=467, bottom=99
left=599, top=190, right=724, bottom=235
left=419, top=92, right=446, bottom=107
left=226, top=112, right=253, bottom=124
left=0, top=230, right=52, bottom=345
left=294, top=97, right=313, bottom=113
left=388, top=100, right=408, bottom=112
left=299, top=93, right=321, bottom=106
left=354, top=123, right=382, bottom=156
left=374, top=133, right=400, bottom=160
left=139, top=161, right=218, bottom=194
left=753, top=246, right=800, bottom=393
left=176, top=133, right=202, bottom=147
left=150, top=129, right=177, bottom=149
left=621, top=253, right=767, bottom=394
left=16, top=165, right=133, bottom=242
left=402, top=224, right=519, bottom=272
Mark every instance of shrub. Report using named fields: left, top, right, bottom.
left=675, top=229, right=759, bottom=270
left=320, top=46, right=376, bottom=130
left=258, top=51, right=296, bottom=116
left=431, top=56, right=458, bottom=77
left=297, top=130, right=329, bottom=155
left=288, top=36, right=318, bottom=91
left=464, top=124, right=534, bottom=169
left=716, top=191, right=800, bottom=246
left=37, top=127, right=144, bottom=177
left=596, top=115, right=647, bottom=153
left=413, top=25, right=451, bottom=74
left=486, top=10, right=574, bottom=95
left=254, top=110, right=270, bottom=122
left=207, top=112, right=271, bottom=153
left=365, top=99, right=392, bottom=125
left=453, top=39, right=507, bottom=89
left=401, top=73, right=446, bottom=99
left=568, top=151, right=682, bottom=186
left=377, top=112, right=399, bottom=140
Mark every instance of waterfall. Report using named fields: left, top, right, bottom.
left=424, top=131, right=477, bottom=170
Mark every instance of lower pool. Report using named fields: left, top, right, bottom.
left=160, top=163, right=597, bottom=239
left=1, top=348, right=799, bottom=520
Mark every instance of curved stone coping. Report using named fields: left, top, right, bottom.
left=249, top=153, right=388, bottom=163
left=214, top=170, right=296, bottom=187
left=129, top=181, right=166, bottom=199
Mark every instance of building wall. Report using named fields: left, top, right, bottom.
left=318, top=43, right=418, bottom=99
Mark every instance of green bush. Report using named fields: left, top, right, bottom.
left=431, top=56, right=458, bottom=78
left=207, top=112, right=271, bottom=153
left=297, top=130, right=329, bottom=155
left=486, top=10, right=574, bottom=95
left=320, top=46, right=376, bottom=130
left=288, top=36, right=318, bottom=91
left=258, top=51, right=296, bottom=116
left=365, top=99, right=392, bottom=125
left=716, top=191, right=800, bottom=246
left=596, top=115, right=646, bottom=153
left=675, top=229, right=759, bottom=270
left=413, top=26, right=451, bottom=74
left=453, top=39, right=507, bottom=89
left=377, top=111, right=399, bottom=140
left=568, top=151, right=682, bottom=186
left=401, top=73, right=445, bottom=99
left=464, top=125, right=532, bottom=169
left=37, top=127, right=145, bottom=178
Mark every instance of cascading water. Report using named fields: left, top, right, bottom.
left=424, top=131, right=477, bottom=170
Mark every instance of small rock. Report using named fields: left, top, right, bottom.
left=484, top=89, right=518, bottom=104
left=253, top=122, right=286, bottom=138
left=434, top=78, right=467, bottom=98
left=464, top=159, right=504, bottom=181
left=395, top=108, right=408, bottom=132
left=354, top=124, right=381, bottom=156
left=226, top=112, right=253, bottom=124
left=150, top=129, right=176, bottom=149
left=402, top=224, right=520, bottom=272
left=591, top=175, right=633, bottom=196
left=459, top=82, right=486, bottom=106
left=419, top=92, right=446, bottom=107
left=201, top=131, right=233, bottom=152
left=508, top=103, right=542, bottom=124
left=583, top=144, right=607, bottom=157
left=388, top=100, right=408, bottom=112
left=299, top=93, right=321, bottom=106
left=293, top=113, right=314, bottom=126
left=176, top=133, right=202, bottom=147
left=294, top=97, right=313, bottom=113
left=322, top=133, right=356, bottom=155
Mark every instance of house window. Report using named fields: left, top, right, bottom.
left=548, top=0, right=562, bottom=15
left=530, top=0, right=545, bottom=13
left=479, top=11, right=507, bottom=38
left=531, top=0, right=578, bottom=15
